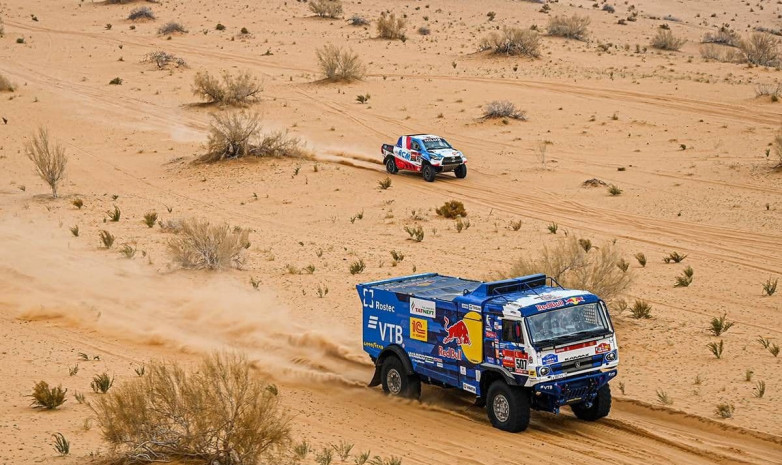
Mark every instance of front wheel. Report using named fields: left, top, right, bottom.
left=422, top=164, right=436, bottom=182
left=486, top=381, right=530, bottom=432
left=571, top=384, right=611, bottom=421
left=454, top=164, right=467, bottom=179
left=380, top=356, right=421, bottom=399
left=385, top=157, right=399, bottom=174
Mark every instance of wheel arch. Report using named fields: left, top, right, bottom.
left=368, top=345, right=415, bottom=387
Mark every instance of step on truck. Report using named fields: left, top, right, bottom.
left=381, top=134, right=467, bottom=182
left=357, top=273, right=619, bottom=432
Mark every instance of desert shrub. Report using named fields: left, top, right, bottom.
left=349, top=259, right=365, bottom=274
left=316, top=44, right=364, bottom=82
left=143, top=50, right=186, bottom=69
left=663, top=251, right=687, bottom=263
left=702, top=27, right=740, bottom=47
left=740, top=32, right=779, bottom=66
left=547, top=14, right=590, bottom=41
left=158, top=21, right=186, bottom=35
left=91, top=373, right=114, bottom=393
left=168, top=218, right=249, bottom=270
left=106, top=205, right=121, bottom=222
left=547, top=222, right=558, bottom=234
left=630, top=300, right=651, bottom=318
left=418, top=26, right=430, bottom=36
left=656, top=389, right=673, bottom=405
left=763, top=277, right=778, bottom=295
left=193, top=70, right=262, bottom=106
left=377, top=12, right=406, bottom=40
left=0, top=73, right=14, bottom=92
left=755, top=83, right=781, bottom=98
left=479, top=27, right=541, bottom=57
left=200, top=111, right=257, bottom=162
left=651, top=29, right=686, bottom=51
left=483, top=100, right=527, bottom=120
left=436, top=200, right=467, bottom=218
left=52, top=433, right=70, bottom=456
left=25, top=127, right=68, bottom=198
left=602, top=5, right=615, bottom=14
left=404, top=225, right=424, bottom=242
left=30, top=381, right=67, bottom=409
left=699, top=44, right=745, bottom=63
left=128, top=6, right=154, bottom=21
left=253, top=130, right=306, bottom=158
left=100, top=230, right=115, bottom=248
left=754, top=380, right=766, bottom=398
left=143, top=211, right=158, bottom=228
left=349, top=15, right=369, bottom=26
left=715, top=403, right=734, bottom=418
left=634, top=252, right=646, bottom=267
left=709, top=314, right=734, bottom=336
left=505, top=237, right=632, bottom=304
left=92, top=353, right=289, bottom=464
left=707, top=340, right=724, bottom=359
left=674, top=265, right=694, bottom=287
left=607, top=184, right=622, bottom=195
left=309, top=0, right=342, bottom=19
left=378, top=177, right=392, bottom=189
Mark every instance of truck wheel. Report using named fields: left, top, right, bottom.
left=454, top=164, right=467, bottom=179
left=381, top=356, right=421, bottom=399
left=486, top=381, right=530, bottom=432
left=571, top=384, right=612, bottom=421
left=385, top=157, right=399, bottom=174
left=422, top=164, right=436, bottom=182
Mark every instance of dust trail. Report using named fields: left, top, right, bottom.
left=0, top=215, right=370, bottom=388
left=314, top=150, right=384, bottom=171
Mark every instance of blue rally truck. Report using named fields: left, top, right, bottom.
left=357, top=273, right=618, bottom=432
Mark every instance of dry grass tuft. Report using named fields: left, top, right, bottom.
left=309, top=0, right=342, bottom=19
left=128, top=6, right=154, bottom=21
left=435, top=200, right=467, bottom=219
left=25, top=127, right=68, bottom=198
left=0, top=73, right=14, bottom=92
left=199, top=111, right=306, bottom=162
left=377, top=12, right=406, bottom=40
left=482, top=100, right=527, bottom=120
left=316, top=44, right=365, bottom=82
left=700, top=43, right=746, bottom=63
left=651, top=29, right=687, bottom=51
left=92, top=353, right=290, bottom=464
left=143, top=50, right=186, bottom=69
left=504, top=237, right=632, bottom=304
left=30, top=381, right=67, bottom=409
left=739, top=32, right=780, bottom=67
left=547, top=14, right=590, bottom=41
left=168, top=218, right=249, bottom=270
left=702, top=27, right=741, bottom=47
left=479, top=27, right=541, bottom=57
left=158, top=21, right=186, bottom=35
left=193, top=70, right=262, bottom=106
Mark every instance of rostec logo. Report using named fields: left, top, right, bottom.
left=410, top=298, right=436, bottom=319
left=410, top=318, right=428, bottom=342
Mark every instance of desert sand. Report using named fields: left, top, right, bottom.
left=1, top=0, right=781, bottom=463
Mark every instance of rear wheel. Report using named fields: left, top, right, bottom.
left=486, top=381, right=530, bottom=432
left=571, top=384, right=612, bottom=421
left=381, top=356, right=421, bottom=399
left=385, top=157, right=399, bottom=174
left=422, top=164, right=436, bottom=182
left=454, top=164, right=467, bottom=179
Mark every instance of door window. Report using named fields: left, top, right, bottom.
left=502, top=320, right=524, bottom=344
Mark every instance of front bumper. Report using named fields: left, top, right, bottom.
left=533, top=369, right=617, bottom=407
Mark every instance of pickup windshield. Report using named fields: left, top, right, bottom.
left=526, top=303, right=611, bottom=347
left=422, top=138, right=452, bottom=150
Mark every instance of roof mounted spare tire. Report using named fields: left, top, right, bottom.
left=422, top=163, right=436, bottom=182
left=385, top=157, right=398, bottom=174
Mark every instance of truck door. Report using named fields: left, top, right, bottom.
left=499, top=318, right=529, bottom=376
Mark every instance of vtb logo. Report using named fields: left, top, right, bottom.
left=367, top=316, right=403, bottom=344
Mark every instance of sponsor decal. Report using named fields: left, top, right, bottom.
left=555, top=341, right=597, bottom=353
left=486, top=357, right=496, bottom=364
left=409, top=352, right=442, bottom=365
left=375, top=302, right=395, bottom=312
left=363, top=341, right=383, bottom=350
left=438, top=346, right=462, bottom=360
left=362, top=289, right=394, bottom=312
left=563, top=354, right=589, bottom=362
left=443, top=316, right=472, bottom=346
left=462, top=383, right=477, bottom=394
left=565, top=296, right=585, bottom=306
left=410, top=318, right=428, bottom=342
left=502, top=355, right=515, bottom=368
left=535, top=300, right=565, bottom=311
left=368, top=317, right=403, bottom=344
left=410, top=298, right=436, bottom=319
left=485, top=331, right=498, bottom=339
left=367, top=315, right=379, bottom=330
left=542, top=354, right=559, bottom=365
left=475, top=370, right=481, bottom=381
left=539, top=384, right=555, bottom=391
left=460, top=366, right=466, bottom=375
left=533, top=294, right=560, bottom=301
left=595, top=343, right=611, bottom=354
left=514, top=358, right=527, bottom=372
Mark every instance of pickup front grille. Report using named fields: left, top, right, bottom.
left=442, top=157, right=462, bottom=165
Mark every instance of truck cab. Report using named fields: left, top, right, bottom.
left=357, top=273, right=619, bottom=432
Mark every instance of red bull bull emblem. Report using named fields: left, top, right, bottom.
left=565, top=296, right=585, bottom=305
left=443, top=316, right=471, bottom=346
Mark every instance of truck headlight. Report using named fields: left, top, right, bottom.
left=538, top=367, right=550, bottom=376
left=605, top=351, right=617, bottom=362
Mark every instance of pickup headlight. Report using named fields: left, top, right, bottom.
left=605, top=351, right=617, bottom=362
left=538, top=367, right=550, bottom=377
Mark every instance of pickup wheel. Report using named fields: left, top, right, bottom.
left=486, top=381, right=530, bottom=432
left=571, top=384, right=612, bottom=421
left=385, top=157, right=399, bottom=174
left=454, top=164, right=467, bottom=179
left=422, top=164, right=436, bottom=182
left=381, top=356, right=421, bottom=400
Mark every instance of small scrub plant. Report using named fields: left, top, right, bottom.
left=332, top=441, right=354, bottom=461
left=709, top=313, right=734, bottom=336
left=158, top=21, right=187, bottom=35
left=656, top=389, right=673, bottom=405
left=578, top=238, right=592, bottom=252
left=349, top=259, right=366, bottom=275
left=753, top=380, right=766, bottom=398
left=674, top=266, right=694, bottom=287
left=651, top=29, right=687, bottom=51
left=630, top=299, right=652, bottom=319
left=128, top=6, right=154, bottom=21
left=143, top=51, right=186, bottom=70
left=707, top=340, right=724, bottom=359
left=192, top=70, right=262, bottom=106
left=309, top=0, right=343, bottom=19
left=509, top=220, right=522, bottom=231
left=377, top=12, right=406, bottom=40
left=74, top=392, right=85, bottom=404
left=762, top=277, right=778, bottom=296
left=0, top=73, right=15, bottom=92
left=198, top=111, right=305, bottom=162
left=715, top=403, right=734, bottom=419
left=52, top=433, right=70, bottom=456
left=739, top=32, right=779, bottom=67
left=405, top=225, right=424, bottom=242
left=482, top=100, right=526, bottom=120
left=663, top=251, right=687, bottom=263
left=355, top=450, right=371, bottom=465
left=168, top=218, right=250, bottom=270
left=390, top=250, right=405, bottom=263
left=91, top=373, right=114, bottom=393
left=634, top=252, right=647, bottom=267
left=479, top=27, right=541, bottom=58
left=109, top=77, right=123, bottom=85
left=378, top=176, right=392, bottom=190
left=69, top=364, right=79, bottom=376
left=30, top=381, right=67, bottom=409
left=455, top=218, right=470, bottom=233
left=99, top=230, right=115, bottom=248
left=757, top=336, right=772, bottom=349
left=107, top=205, right=121, bottom=222
left=294, top=440, right=311, bottom=460
left=349, top=15, right=369, bottom=26
left=356, top=93, right=371, bottom=104
left=216, top=23, right=226, bottom=31
left=72, top=198, right=84, bottom=209
left=745, top=369, right=754, bottom=382
left=418, top=26, right=431, bottom=36
left=143, top=211, right=158, bottom=228
left=547, top=222, right=558, bottom=234
left=316, top=447, right=334, bottom=465
left=616, top=258, right=629, bottom=273
left=134, top=365, right=146, bottom=377
left=435, top=200, right=467, bottom=219
left=770, top=343, right=780, bottom=357
left=25, top=127, right=68, bottom=198
left=317, top=284, right=329, bottom=298
left=119, top=244, right=137, bottom=259
left=547, top=14, right=590, bottom=41
left=608, top=184, right=622, bottom=196
left=70, top=225, right=79, bottom=237
left=317, top=44, right=364, bottom=82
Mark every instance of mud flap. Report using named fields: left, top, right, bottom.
left=368, top=364, right=382, bottom=387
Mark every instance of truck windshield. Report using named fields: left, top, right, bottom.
left=423, top=138, right=452, bottom=150
left=526, top=303, right=611, bottom=347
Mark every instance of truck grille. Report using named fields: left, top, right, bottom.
left=442, top=157, right=462, bottom=165
left=552, top=355, right=602, bottom=374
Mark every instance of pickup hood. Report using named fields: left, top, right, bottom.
left=429, top=148, right=463, bottom=158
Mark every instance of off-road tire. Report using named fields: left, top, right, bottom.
left=571, top=384, right=612, bottom=421
left=422, top=164, right=436, bottom=182
left=381, top=356, right=421, bottom=399
left=486, top=381, right=530, bottom=432
left=385, top=157, right=399, bottom=174
left=454, top=164, right=467, bottom=179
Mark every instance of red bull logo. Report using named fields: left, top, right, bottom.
left=443, top=316, right=471, bottom=346
left=565, top=296, right=585, bottom=305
